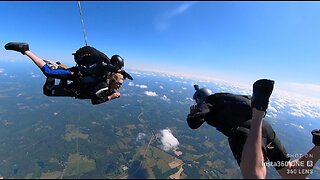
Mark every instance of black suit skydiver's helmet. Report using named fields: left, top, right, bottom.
left=110, top=55, right=124, bottom=70
left=193, top=85, right=212, bottom=106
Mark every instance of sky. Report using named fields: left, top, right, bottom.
left=1, top=1, right=320, bottom=99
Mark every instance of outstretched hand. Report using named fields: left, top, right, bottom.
left=311, top=129, right=320, bottom=146
left=120, top=70, right=133, bottom=80
left=110, top=92, right=121, bottom=100
left=190, top=105, right=201, bottom=115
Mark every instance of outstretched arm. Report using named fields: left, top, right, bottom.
left=101, top=63, right=119, bottom=73
left=91, top=92, right=121, bottom=105
left=277, top=130, right=320, bottom=179
left=121, top=70, right=133, bottom=80
left=240, top=108, right=267, bottom=179
left=186, top=104, right=209, bottom=129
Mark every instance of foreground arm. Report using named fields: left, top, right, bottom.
left=240, top=108, right=267, bottom=179
left=91, top=92, right=120, bottom=105
left=278, top=130, right=320, bottom=179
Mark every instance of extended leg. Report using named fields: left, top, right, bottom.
left=43, top=77, right=75, bottom=97
left=5, top=42, right=75, bottom=79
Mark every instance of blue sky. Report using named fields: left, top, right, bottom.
left=1, top=1, right=320, bottom=99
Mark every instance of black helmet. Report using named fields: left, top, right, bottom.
left=193, top=85, right=212, bottom=105
left=110, top=55, right=124, bottom=70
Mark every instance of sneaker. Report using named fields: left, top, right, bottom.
left=4, top=42, right=29, bottom=55
left=251, top=79, right=274, bottom=111
left=43, top=77, right=55, bottom=96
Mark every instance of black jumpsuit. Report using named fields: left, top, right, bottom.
left=187, top=93, right=290, bottom=170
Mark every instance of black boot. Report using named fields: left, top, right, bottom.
left=4, top=42, right=29, bottom=55
left=251, top=79, right=274, bottom=111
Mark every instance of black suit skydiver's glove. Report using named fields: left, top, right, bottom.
left=311, top=129, right=320, bottom=146
left=121, top=70, right=133, bottom=80
left=186, top=103, right=211, bottom=129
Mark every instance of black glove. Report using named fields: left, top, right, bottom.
left=311, top=129, right=320, bottom=146
left=189, top=105, right=200, bottom=115
left=121, top=70, right=133, bottom=80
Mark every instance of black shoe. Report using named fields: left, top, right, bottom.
left=311, top=129, right=320, bottom=146
left=4, top=42, right=29, bottom=55
left=63, top=83, right=76, bottom=94
left=44, top=77, right=55, bottom=90
left=43, top=77, right=55, bottom=96
left=59, top=79, right=68, bottom=87
left=251, top=79, right=274, bottom=111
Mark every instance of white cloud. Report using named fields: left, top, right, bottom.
left=136, top=132, right=146, bottom=141
left=31, top=74, right=40, bottom=78
left=136, top=84, right=148, bottom=89
left=268, top=105, right=278, bottom=113
left=160, top=128, right=179, bottom=151
left=268, top=90, right=320, bottom=119
left=289, top=123, right=304, bottom=129
left=159, top=85, right=164, bottom=89
left=282, top=82, right=320, bottom=100
left=166, top=2, right=196, bottom=18
left=186, top=97, right=193, bottom=102
left=273, top=98, right=286, bottom=110
left=144, top=91, right=158, bottom=97
left=128, top=82, right=147, bottom=88
left=266, top=112, right=277, bottom=118
left=0, top=68, right=4, bottom=73
left=290, top=111, right=305, bottom=117
left=155, top=2, right=196, bottom=32
left=160, top=95, right=170, bottom=102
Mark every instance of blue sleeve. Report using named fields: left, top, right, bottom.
left=41, top=64, right=73, bottom=79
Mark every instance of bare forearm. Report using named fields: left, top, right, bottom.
left=241, top=110, right=266, bottom=178
left=278, top=146, right=320, bottom=179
